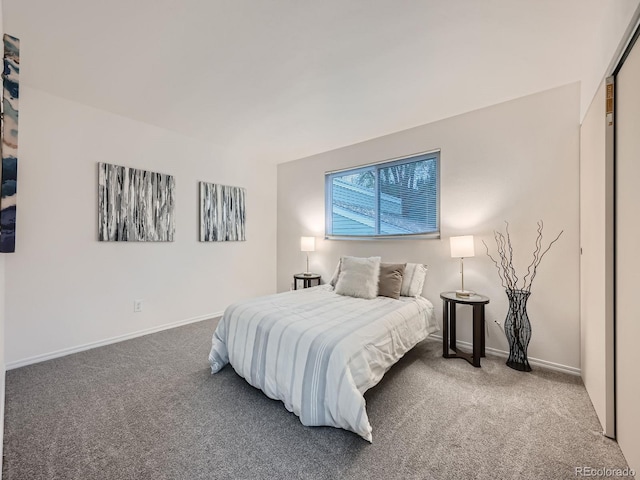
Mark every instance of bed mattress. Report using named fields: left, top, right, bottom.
left=208, top=285, right=437, bottom=441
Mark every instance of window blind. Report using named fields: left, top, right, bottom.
left=325, top=152, right=439, bottom=239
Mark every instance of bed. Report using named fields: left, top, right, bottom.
left=208, top=284, right=437, bottom=442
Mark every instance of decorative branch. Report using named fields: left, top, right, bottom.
left=504, top=222, right=519, bottom=290
left=483, top=221, right=563, bottom=292
left=484, top=238, right=507, bottom=289
left=525, top=222, right=563, bottom=292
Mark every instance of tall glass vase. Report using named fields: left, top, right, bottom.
left=504, top=289, right=532, bottom=372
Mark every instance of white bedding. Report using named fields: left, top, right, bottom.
left=208, top=285, right=438, bottom=441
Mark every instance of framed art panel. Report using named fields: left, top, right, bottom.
left=0, top=34, right=20, bottom=252
left=98, top=163, right=175, bottom=241
left=200, top=182, right=246, bottom=242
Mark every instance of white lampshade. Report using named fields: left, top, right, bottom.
left=300, top=236, right=316, bottom=252
left=450, top=235, right=475, bottom=258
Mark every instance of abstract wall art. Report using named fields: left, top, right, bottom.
left=0, top=34, right=20, bottom=253
left=200, top=182, right=246, bottom=242
left=98, top=163, right=175, bottom=241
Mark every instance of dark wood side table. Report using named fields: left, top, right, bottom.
left=294, top=273, right=321, bottom=290
left=440, top=291, right=490, bottom=368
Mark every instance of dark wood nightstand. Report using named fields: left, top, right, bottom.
left=440, top=291, right=490, bottom=368
left=293, top=273, right=321, bottom=290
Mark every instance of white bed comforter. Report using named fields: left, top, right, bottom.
left=208, top=285, right=437, bottom=442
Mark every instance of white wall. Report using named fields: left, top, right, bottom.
left=579, top=80, right=615, bottom=435
left=278, top=83, right=581, bottom=371
left=4, top=86, right=277, bottom=366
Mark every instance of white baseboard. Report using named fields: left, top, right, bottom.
left=429, top=334, right=581, bottom=376
left=6, top=312, right=223, bottom=370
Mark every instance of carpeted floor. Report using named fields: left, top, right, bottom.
left=2, top=318, right=632, bottom=480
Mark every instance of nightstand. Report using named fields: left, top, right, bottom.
left=440, top=291, right=490, bottom=368
left=293, top=273, right=321, bottom=290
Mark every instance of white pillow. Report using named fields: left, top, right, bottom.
left=400, top=263, right=428, bottom=297
left=334, top=256, right=381, bottom=299
left=329, top=259, right=341, bottom=287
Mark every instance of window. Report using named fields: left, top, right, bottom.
left=325, top=151, right=440, bottom=239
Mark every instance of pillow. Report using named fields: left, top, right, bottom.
left=400, top=263, right=428, bottom=297
left=334, top=256, right=381, bottom=300
left=329, top=259, right=342, bottom=287
left=378, top=263, right=406, bottom=300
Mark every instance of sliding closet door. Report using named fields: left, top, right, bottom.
left=579, top=78, right=615, bottom=438
left=615, top=34, right=640, bottom=473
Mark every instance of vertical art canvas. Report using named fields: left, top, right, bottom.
left=0, top=34, right=20, bottom=252
left=98, top=163, right=175, bottom=241
left=200, top=182, right=246, bottom=241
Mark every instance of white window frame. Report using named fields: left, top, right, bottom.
left=325, top=150, right=440, bottom=240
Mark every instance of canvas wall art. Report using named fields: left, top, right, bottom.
left=200, top=182, right=246, bottom=242
left=98, top=163, right=175, bottom=241
left=0, top=34, right=20, bottom=253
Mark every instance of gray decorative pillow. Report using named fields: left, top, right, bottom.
left=400, top=263, right=428, bottom=297
left=378, top=263, right=406, bottom=299
left=334, top=256, right=381, bottom=300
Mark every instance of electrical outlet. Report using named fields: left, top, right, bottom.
left=134, top=299, right=143, bottom=313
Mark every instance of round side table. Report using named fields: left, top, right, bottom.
left=293, top=273, right=321, bottom=290
left=440, top=291, right=490, bottom=368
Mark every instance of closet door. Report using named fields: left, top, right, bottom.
left=615, top=33, right=640, bottom=473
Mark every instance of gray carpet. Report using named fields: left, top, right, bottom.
left=2, top=319, right=632, bottom=480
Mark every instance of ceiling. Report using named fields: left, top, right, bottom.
left=4, top=0, right=640, bottom=163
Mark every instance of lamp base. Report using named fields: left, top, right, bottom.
left=455, top=290, right=474, bottom=298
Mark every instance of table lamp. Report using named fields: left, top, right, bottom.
left=300, top=236, right=315, bottom=275
left=450, top=235, right=475, bottom=298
